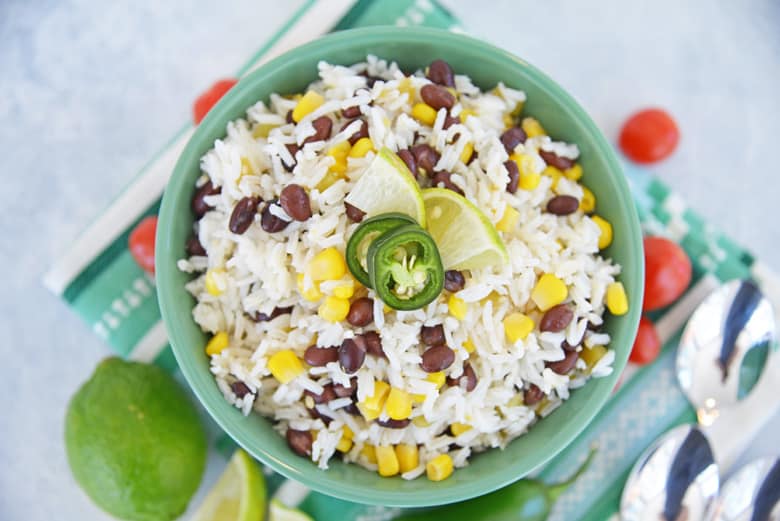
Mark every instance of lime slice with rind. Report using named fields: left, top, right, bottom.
left=422, top=188, right=508, bottom=270
left=191, top=449, right=266, bottom=521
left=344, top=147, right=426, bottom=227
left=270, top=499, right=313, bottom=521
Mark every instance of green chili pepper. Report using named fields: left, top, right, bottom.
left=394, top=447, right=596, bottom=521
left=367, top=224, right=444, bottom=311
left=346, top=213, right=417, bottom=288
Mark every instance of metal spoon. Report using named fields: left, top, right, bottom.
left=676, top=279, right=776, bottom=426
left=707, top=457, right=780, bottom=521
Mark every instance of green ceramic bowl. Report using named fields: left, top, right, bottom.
left=157, top=27, right=643, bottom=507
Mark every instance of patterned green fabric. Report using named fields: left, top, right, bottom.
left=44, top=2, right=773, bottom=520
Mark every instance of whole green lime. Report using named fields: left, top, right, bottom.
left=65, top=357, right=207, bottom=521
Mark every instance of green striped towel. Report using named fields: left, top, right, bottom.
left=44, top=1, right=780, bottom=519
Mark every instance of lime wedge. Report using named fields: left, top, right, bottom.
left=191, top=449, right=266, bottom=521
left=270, top=499, right=313, bottom=521
left=422, top=188, right=508, bottom=270
left=344, top=147, right=426, bottom=227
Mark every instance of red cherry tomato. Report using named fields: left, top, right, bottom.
left=630, top=316, right=661, bottom=365
left=193, top=78, right=238, bottom=124
left=643, top=236, right=692, bottom=311
left=129, top=216, right=157, bottom=274
left=619, top=108, right=680, bottom=164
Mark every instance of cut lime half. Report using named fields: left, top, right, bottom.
left=344, top=147, right=426, bottom=227
left=269, top=499, right=313, bottom=521
left=191, top=449, right=266, bottom=521
left=422, top=188, right=508, bottom=270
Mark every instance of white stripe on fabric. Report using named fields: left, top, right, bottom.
left=128, top=320, right=169, bottom=363
left=272, top=478, right=311, bottom=508
left=42, top=128, right=194, bottom=294
left=654, top=273, right=719, bottom=344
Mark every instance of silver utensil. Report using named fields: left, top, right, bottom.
left=707, top=457, right=780, bottom=521
left=676, top=279, right=776, bottom=426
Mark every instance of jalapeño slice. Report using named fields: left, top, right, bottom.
left=345, top=213, right=416, bottom=288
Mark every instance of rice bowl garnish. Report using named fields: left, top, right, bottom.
left=178, top=55, right=627, bottom=481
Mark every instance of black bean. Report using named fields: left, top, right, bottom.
left=282, top=143, right=299, bottom=172
left=397, top=149, right=418, bottom=178
left=421, top=324, right=445, bottom=347
left=504, top=159, right=519, bottom=194
left=421, top=344, right=455, bottom=373
left=427, top=59, right=455, bottom=87
left=344, top=402, right=361, bottom=416
left=250, top=306, right=293, bottom=322
left=347, top=297, right=374, bottom=327
left=340, top=118, right=368, bottom=146
left=540, top=304, right=574, bottom=333
left=185, top=234, right=206, bottom=256
left=303, top=345, right=339, bottom=367
left=361, top=331, right=385, bottom=358
left=561, top=330, right=585, bottom=352
left=360, top=71, right=382, bottom=88
left=444, top=270, right=465, bottom=292
left=230, top=381, right=253, bottom=398
left=333, top=378, right=357, bottom=398
left=339, top=337, right=366, bottom=374
left=303, top=116, right=332, bottom=145
left=286, top=429, right=313, bottom=457
left=228, top=196, right=260, bottom=234
left=191, top=180, right=221, bottom=218
left=443, top=114, right=460, bottom=129
left=342, top=105, right=362, bottom=118
left=587, top=321, right=603, bottom=332
left=431, top=171, right=464, bottom=196
left=411, top=144, right=440, bottom=174
left=500, top=127, right=527, bottom=154
left=446, top=363, right=477, bottom=392
left=377, top=418, right=411, bottom=429
left=285, top=110, right=294, bottom=124
left=523, top=384, right=545, bottom=406
left=304, top=384, right=337, bottom=405
left=280, top=184, right=312, bottom=222
left=539, top=149, right=574, bottom=171
left=546, top=350, right=580, bottom=375
left=421, top=84, right=455, bottom=111
left=546, top=195, right=580, bottom=216
left=260, top=202, right=290, bottom=233
left=344, top=201, right=366, bottom=223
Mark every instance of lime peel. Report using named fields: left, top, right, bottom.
left=270, top=499, right=313, bottom=521
left=191, top=449, right=266, bottom=521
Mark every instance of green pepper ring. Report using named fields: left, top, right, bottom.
left=345, top=213, right=416, bottom=288
left=367, top=224, right=444, bottom=311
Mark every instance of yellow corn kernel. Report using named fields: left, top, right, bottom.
left=396, top=444, right=419, bottom=473
left=448, top=295, right=467, bottom=320
left=412, top=103, right=438, bottom=126
left=542, top=166, right=563, bottom=192
left=531, top=274, right=568, bottom=311
left=580, top=186, right=596, bottom=213
left=336, top=436, right=353, bottom=453
left=426, top=454, right=454, bottom=482
left=297, top=273, right=323, bottom=302
left=349, top=137, right=375, bottom=158
left=412, top=416, right=430, bottom=427
left=251, top=123, right=278, bottom=139
left=462, top=338, right=476, bottom=354
left=606, top=281, right=629, bottom=316
left=459, top=142, right=474, bottom=164
left=268, top=350, right=304, bottom=384
left=204, top=269, right=224, bottom=296
left=386, top=388, right=413, bottom=420
left=564, top=164, right=583, bottom=181
left=342, top=425, right=354, bottom=440
left=292, top=90, right=324, bottom=122
left=519, top=172, right=541, bottom=191
left=503, top=312, right=535, bottom=343
left=450, top=422, right=472, bottom=436
left=511, top=100, right=525, bottom=118
left=318, top=296, right=350, bottom=322
left=361, top=445, right=377, bottom=464
left=308, top=247, right=347, bottom=281
left=427, top=371, right=447, bottom=389
left=446, top=87, right=458, bottom=98
left=376, top=446, right=400, bottom=477
left=503, top=112, right=515, bottom=129
left=359, top=381, right=391, bottom=420
left=332, top=279, right=355, bottom=299
left=205, top=331, right=229, bottom=356
left=398, top=77, right=416, bottom=100
left=592, top=215, right=613, bottom=250
left=327, top=140, right=351, bottom=175
left=496, top=205, right=520, bottom=232
left=521, top=117, right=546, bottom=138
left=581, top=344, right=608, bottom=369
left=316, top=169, right=344, bottom=191
left=240, top=157, right=253, bottom=176
left=459, top=108, right=476, bottom=122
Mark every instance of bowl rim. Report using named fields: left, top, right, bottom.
left=157, top=25, right=643, bottom=507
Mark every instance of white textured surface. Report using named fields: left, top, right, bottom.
left=1, top=0, right=778, bottom=519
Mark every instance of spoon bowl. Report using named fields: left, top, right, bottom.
left=707, top=457, right=780, bottom=521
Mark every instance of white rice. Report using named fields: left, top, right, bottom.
left=181, top=56, right=622, bottom=478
